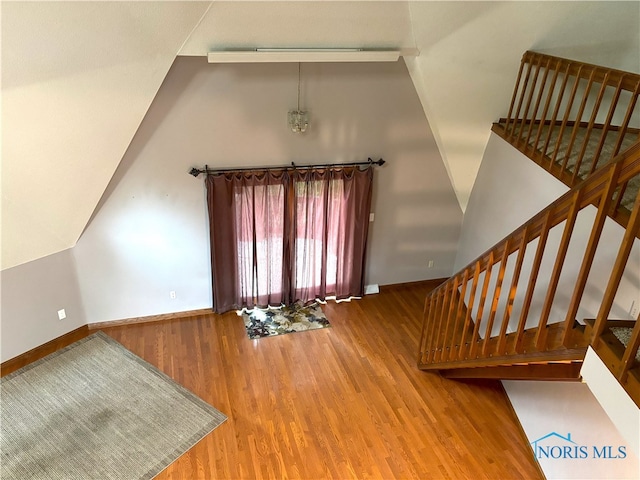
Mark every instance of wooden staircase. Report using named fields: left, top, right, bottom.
left=418, top=51, right=640, bottom=407
left=441, top=360, right=584, bottom=381
left=492, top=50, right=640, bottom=230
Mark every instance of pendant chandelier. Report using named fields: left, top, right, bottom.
left=288, top=62, right=309, bottom=133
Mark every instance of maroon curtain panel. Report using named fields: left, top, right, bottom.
left=206, top=166, right=373, bottom=313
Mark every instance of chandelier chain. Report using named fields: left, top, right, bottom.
left=297, top=62, right=301, bottom=111
left=288, top=62, right=308, bottom=133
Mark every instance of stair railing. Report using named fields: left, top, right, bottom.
left=492, top=51, right=640, bottom=225
left=418, top=141, right=640, bottom=406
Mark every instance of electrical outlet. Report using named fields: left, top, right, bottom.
left=428, top=260, right=434, bottom=268
left=57, top=309, right=66, bottom=321
left=170, top=291, right=176, bottom=299
left=631, top=300, right=639, bottom=318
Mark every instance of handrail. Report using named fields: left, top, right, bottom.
left=493, top=51, right=640, bottom=225
left=418, top=141, right=640, bottom=406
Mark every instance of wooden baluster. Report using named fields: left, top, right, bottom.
left=448, top=269, right=470, bottom=361
left=439, top=275, right=460, bottom=363
left=517, top=54, right=544, bottom=146
left=560, top=70, right=596, bottom=176
left=426, top=288, right=444, bottom=364
left=572, top=73, right=610, bottom=183
left=481, top=239, right=511, bottom=357
left=619, top=311, right=640, bottom=382
left=550, top=65, right=584, bottom=167
left=510, top=59, right=535, bottom=138
left=541, top=63, right=572, bottom=170
left=562, top=164, right=621, bottom=346
left=591, top=186, right=640, bottom=344
left=609, top=82, right=640, bottom=161
left=535, top=192, right=581, bottom=350
left=525, top=57, right=553, bottom=150
left=505, top=54, right=528, bottom=134
left=514, top=212, right=552, bottom=353
left=532, top=59, right=562, bottom=159
left=497, top=228, right=529, bottom=355
left=433, top=282, right=453, bottom=363
left=469, top=252, right=494, bottom=359
left=612, top=181, right=629, bottom=217
left=422, top=290, right=435, bottom=364
left=589, top=76, right=625, bottom=174
left=418, top=295, right=431, bottom=365
left=458, top=262, right=481, bottom=360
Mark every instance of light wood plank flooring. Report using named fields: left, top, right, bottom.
left=5, top=281, right=543, bottom=479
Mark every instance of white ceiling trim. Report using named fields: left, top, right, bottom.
left=206, top=49, right=417, bottom=63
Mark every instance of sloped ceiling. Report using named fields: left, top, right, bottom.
left=179, top=1, right=414, bottom=54
left=405, top=1, right=640, bottom=210
left=2, top=1, right=639, bottom=271
left=1, top=1, right=210, bottom=270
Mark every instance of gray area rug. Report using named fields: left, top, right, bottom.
left=1, top=331, right=227, bottom=479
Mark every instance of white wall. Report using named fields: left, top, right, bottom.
left=1, top=249, right=86, bottom=362
left=581, top=347, right=640, bottom=458
left=455, top=133, right=639, bottom=337
left=73, top=58, right=462, bottom=324
left=504, top=381, right=638, bottom=479
left=455, top=133, right=568, bottom=271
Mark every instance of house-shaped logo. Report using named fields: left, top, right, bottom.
left=531, top=432, right=576, bottom=450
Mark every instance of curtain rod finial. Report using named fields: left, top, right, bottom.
left=189, top=168, right=201, bottom=177
left=377, top=159, right=385, bottom=166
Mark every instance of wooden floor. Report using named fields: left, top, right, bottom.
left=4, top=281, right=543, bottom=479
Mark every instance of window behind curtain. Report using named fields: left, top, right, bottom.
left=206, top=166, right=373, bottom=314
left=234, top=182, right=286, bottom=307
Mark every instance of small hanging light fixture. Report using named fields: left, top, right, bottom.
left=288, top=62, right=309, bottom=133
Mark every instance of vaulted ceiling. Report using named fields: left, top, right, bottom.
left=2, top=1, right=638, bottom=270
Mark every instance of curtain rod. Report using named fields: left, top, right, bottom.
left=188, top=158, right=385, bottom=177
